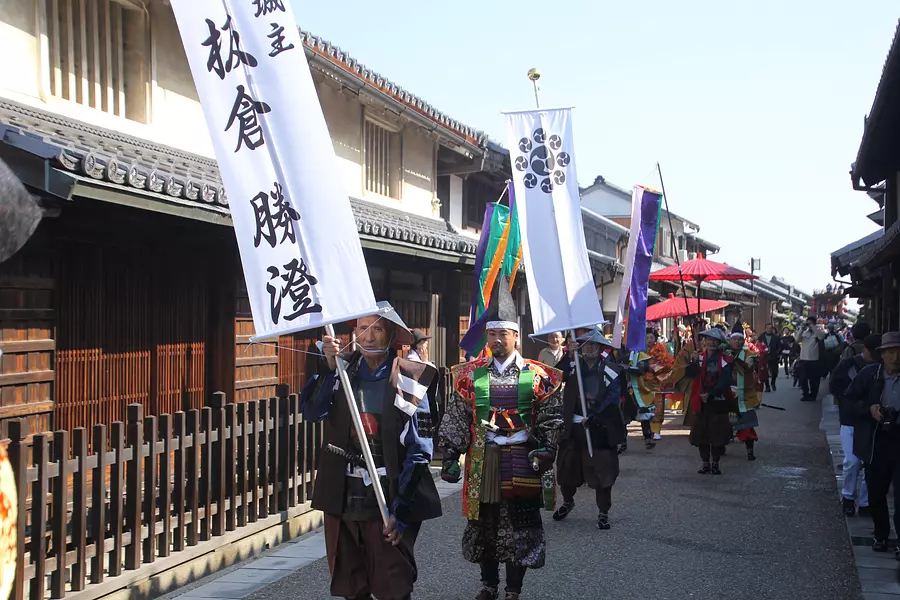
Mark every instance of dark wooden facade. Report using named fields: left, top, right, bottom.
left=0, top=195, right=481, bottom=438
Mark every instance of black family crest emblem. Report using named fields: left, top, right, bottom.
left=514, top=128, right=570, bottom=193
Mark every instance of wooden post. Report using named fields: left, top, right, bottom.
left=445, top=269, right=462, bottom=365
left=258, top=399, right=269, bottom=520
left=158, top=413, right=173, bottom=557
left=31, top=434, right=50, bottom=600
left=273, top=386, right=287, bottom=512
left=143, top=415, right=158, bottom=563
left=109, top=422, right=125, bottom=576
left=71, top=427, right=88, bottom=591
left=298, top=406, right=308, bottom=505
left=8, top=420, right=28, bottom=600
left=186, top=409, right=200, bottom=546
left=125, top=404, right=143, bottom=570
left=91, top=424, right=107, bottom=583
left=51, top=430, right=69, bottom=598
left=224, top=398, right=237, bottom=532
left=172, top=412, right=186, bottom=552
left=247, top=401, right=259, bottom=523
left=200, top=406, right=213, bottom=541
left=236, top=402, right=248, bottom=527
left=287, top=393, right=299, bottom=508
left=210, top=392, right=227, bottom=536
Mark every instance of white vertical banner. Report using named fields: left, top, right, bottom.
left=171, top=0, right=376, bottom=341
left=504, top=108, right=604, bottom=336
left=612, top=186, right=644, bottom=348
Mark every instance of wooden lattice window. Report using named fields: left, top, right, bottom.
left=364, top=119, right=401, bottom=199
left=44, top=0, right=149, bottom=122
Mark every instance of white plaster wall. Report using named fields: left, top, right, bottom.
left=318, top=82, right=363, bottom=199
left=0, top=0, right=39, bottom=99
left=449, top=175, right=463, bottom=229
left=581, top=186, right=632, bottom=218
left=601, top=275, right=622, bottom=313
left=151, top=4, right=214, bottom=156
left=0, top=3, right=440, bottom=218
left=400, top=127, right=436, bottom=217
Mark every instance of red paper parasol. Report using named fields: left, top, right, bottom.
left=649, top=253, right=758, bottom=282
left=646, top=294, right=729, bottom=321
left=649, top=253, right=758, bottom=332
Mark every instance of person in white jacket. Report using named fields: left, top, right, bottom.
left=797, top=316, right=826, bottom=401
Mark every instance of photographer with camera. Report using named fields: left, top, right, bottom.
left=797, top=316, right=826, bottom=401
left=846, top=332, right=900, bottom=555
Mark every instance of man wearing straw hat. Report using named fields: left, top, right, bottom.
left=300, top=302, right=442, bottom=600
left=438, top=275, right=563, bottom=600
left=845, top=331, right=900, bottom=555
left=551, top=326, right=626, bottom=530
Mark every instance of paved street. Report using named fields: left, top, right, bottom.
left=229, top=372, right=860, bottom=600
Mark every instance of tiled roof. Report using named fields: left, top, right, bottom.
left=853, top=19, right=900, bottom=186
left=351, top=198, right=477, bottom=255
left=300, top=29, right=486, bottom=149
left=0, top=98, right=477, bottom=256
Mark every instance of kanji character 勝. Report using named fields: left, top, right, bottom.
left=252, top=0, right=286, bottom=17
left=202, top=16, right=257, bottom=80
left=266, top=258, right=323, bottom=324
left=225, top=85, right=271, bottom=152
left=267, top=22, right=295, bottom=57
left=250, top=182, right=299, bottom=249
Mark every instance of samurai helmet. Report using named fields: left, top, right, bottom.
left=484, top=274, right=519, bottom=333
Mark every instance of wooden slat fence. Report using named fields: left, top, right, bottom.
left=8, top=384, right=323, bottom=600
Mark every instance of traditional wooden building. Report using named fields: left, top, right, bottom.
left=0, top=1, right=510, bottom=437
left=839, top=21, right=900, bottom=331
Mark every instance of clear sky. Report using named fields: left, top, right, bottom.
left=292, top=0, right=897, bottom=295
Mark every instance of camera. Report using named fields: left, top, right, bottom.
left=881, top=406, right=900, bottom=431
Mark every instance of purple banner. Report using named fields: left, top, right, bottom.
left=469, top=203, right=496, bottom=322
left=625, top=188, right=662, bottom=351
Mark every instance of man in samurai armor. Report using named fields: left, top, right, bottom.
left=438, top=275, right=563, bottom=600
left=672, top=327, right=736, bottom=475
left=551, top=326, right=626, bottom=529
left=726, top=330, right=763, bottom=461
left=300, top=302, right=441, bottom=600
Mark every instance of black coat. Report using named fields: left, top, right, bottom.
left=846, top=362, right=886, bottom=463
left=558, top=355, right=627, bottom=449
left=758, top=332, right=781, bottom=362
left=829, top=354, right=872, bottom=426
left=302, top=353, right=442, bottom=522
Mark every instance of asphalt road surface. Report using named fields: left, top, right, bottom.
left=248, top=372, right=861, bottom=599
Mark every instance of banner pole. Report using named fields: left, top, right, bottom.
left=570, top=331, right=594, bottom=458
left=325, top=324, right=390, bottom=527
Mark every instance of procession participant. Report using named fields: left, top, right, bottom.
left=644, top=329, right=674, bottom=440
left=538, top=331, right=565, bottom=368
left=551, top=327, right=626, bottom=529
left=438, top=276, right=563, bottom=600
left=407, top=329, right=433, bottom=366
left=758, top=323, right=781, bottom=392
left=780, top=327, right=797, bottom=377
left=622, top=349, right=655, bottom=450
left=727, top=330, right=763, bottom=461
left=300, top=303, right=442, bottom=600
left=674, top=328, right=736, bottom=475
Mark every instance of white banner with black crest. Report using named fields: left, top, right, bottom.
left=504, top=108, right=604, bottom=336
left=171, top=0, right=376, bottom=340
